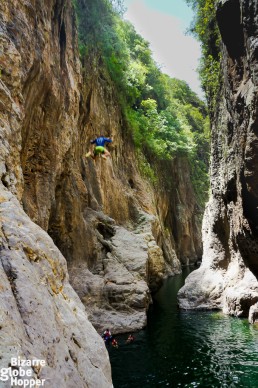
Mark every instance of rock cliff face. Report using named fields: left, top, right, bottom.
left=0, top=0, right=202, bottom=382
left=46, top=56, right=202, bottom=332
left=178, top=0, right=258, bottom=317
left=0, top=1, right=112, bottom=386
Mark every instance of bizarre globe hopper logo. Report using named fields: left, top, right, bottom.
left=0, top=357, right=46, bottom=387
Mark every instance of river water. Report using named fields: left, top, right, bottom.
left=109, top=268, right=258, bottom=387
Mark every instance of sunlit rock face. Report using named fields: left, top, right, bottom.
left=0, top=190, right=112, bottom=388
left=56, top=59, right=202, bottom=332
left=178, top=0, right=258, bottom=317
left=1, top=0, right=201, bottom=358
left=0, top=1, right=112, bottom=386
left=3, top=1, right=201, bottom=335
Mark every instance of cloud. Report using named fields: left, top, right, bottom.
left=124, top=0, right=203, bottom=98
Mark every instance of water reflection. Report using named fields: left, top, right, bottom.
left=109, top=269, right=258, bottom=387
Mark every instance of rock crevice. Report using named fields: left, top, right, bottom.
left=178, top=0, right=258, bottom=318
left=0, top=0, right=203, bottom=384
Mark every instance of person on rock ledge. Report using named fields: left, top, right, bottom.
left=85, top=135, right=113, bottom=160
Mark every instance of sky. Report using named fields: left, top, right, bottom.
left=123, top=0, right=204, bottom=99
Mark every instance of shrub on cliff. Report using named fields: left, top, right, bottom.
left=185, top=0, right=221, bottom=113
left=73, top=0, right=210, bottom=208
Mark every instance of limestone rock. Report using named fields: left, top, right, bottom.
left=1, top=3, right=202, bottom=379
left=249, top=302, right=258, bottom=324
left=179, top=0, right=258, bottom=318
left=0, top=0, right=112, bottom=385
left=0, top=187, right=112, bottom=387
left=178, top=266, right=224, bottom=310
left=68, top=213, right=168, bottom=334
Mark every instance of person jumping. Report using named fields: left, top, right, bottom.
left=86, top=135, right=113, bottom=160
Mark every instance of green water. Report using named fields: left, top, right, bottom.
left=109, top=268, right=258, bottom=387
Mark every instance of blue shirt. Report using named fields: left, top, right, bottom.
left=91, top=137, right=112, bottom=147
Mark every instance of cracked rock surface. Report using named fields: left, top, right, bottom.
left=0, top=189, right=112, bottom=387
left=178, top=0, right=258, bottom=318
left=0, top=1, right=202, bottom=383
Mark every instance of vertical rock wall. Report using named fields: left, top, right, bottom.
left=178, top=0, right=258, bottom=317
left=1, top=0, right=202, bottom=360
left=47, top=58, right=202, bottom=332
left=155, top=157, right=202, bottom=266
left=0, top=1, right=112, bottom=386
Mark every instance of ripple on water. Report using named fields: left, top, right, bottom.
left=110, top=271, right=258, bottom=388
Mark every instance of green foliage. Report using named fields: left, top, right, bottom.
left=73, top=0, right=210, bottom=207
left=137, top=152, right=158, bottom=185
left=185, top=0, right=221, bottom=113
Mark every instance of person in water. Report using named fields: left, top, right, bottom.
left=126, top=334, right=134, bottom=343
left=111, top=338, right=118, bottom=348
left=102, top=329, right=112, bottom=343
left=86, top=136, right=113, bottom=160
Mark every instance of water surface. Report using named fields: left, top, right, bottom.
left=109, top=268, right=258, bottom=387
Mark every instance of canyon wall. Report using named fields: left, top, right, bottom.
left=0, top=0, right=202, bottom=384
left=179, top=0, right=258, bottom=318
left=0, top=1, right=112, bottom=386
